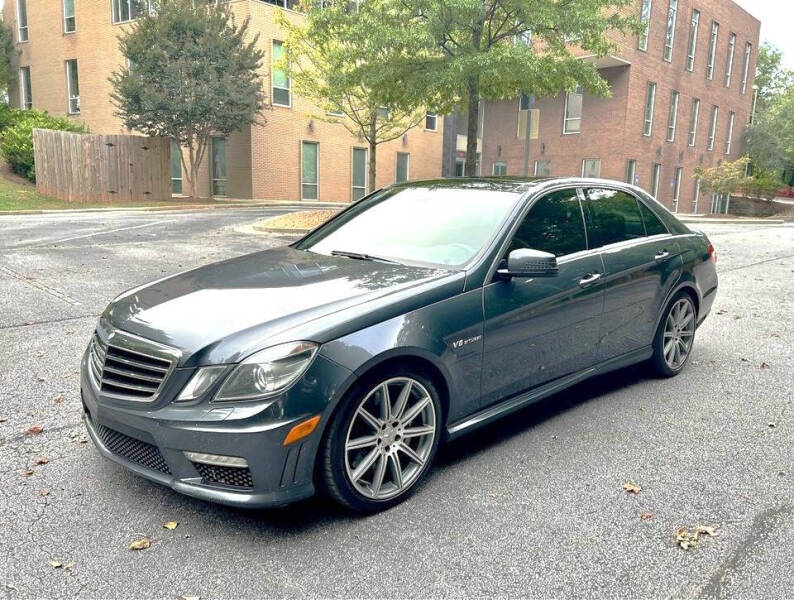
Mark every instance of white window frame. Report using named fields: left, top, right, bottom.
left=672, top=167, right=682, bottom=212
left=663, top=0, right=678, bottom=62
left=644, top=82, right=657, bottom=136
left=65, top=59, right=80, bottom=115
left=492, top=161, right=507, bottom=176
left=725, top=111, right=735, bottom=155
left=706, top=21, right=719, bottom=81
left=63, top=0, right=76, bottom=33
left=16, top=0, right=28, bottom=42
left=563, top=87, right=582, bottom=134
left=582, top=158, right=601, bottom=178
left=692, top=177, right=700, bottom=213
left=686, top=9, right=699, bottom=72
left=425, top=113, right=438, bottom=132
left=626, top=159, right=637, bottom=184
left=741, top=43, right=752, bottom=94
left=707, top=105, right=718, bottom=151
left=271, top=40, right=291, bottom=108
left=639, top=0, right=652, bottom=51
left=651, top=163, right=662, bottom=198
left=351, top=147, right=367, bottom=202
left=688, top=98, right=700, bottom=147
left=111, top=0, right=153, bottom=25
left=725, top=32, right=736, bottom=87
left=666, top=90, right=679, bottom=142
left=300, top=141, right=319, bottom=201
left=534, top=160, right=551, bottom=176
left=395, top=152, right=410, bottom=184
left=19, top=67, right=32, bottom=110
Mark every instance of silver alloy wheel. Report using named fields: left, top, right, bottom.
left=663, top=298, right=695, bottom=370
left=344, top=377, right=436, bottom=500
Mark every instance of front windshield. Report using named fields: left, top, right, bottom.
left=298, top=185, right=522, bottom=268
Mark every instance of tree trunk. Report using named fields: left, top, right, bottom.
left=368, top=114, right=377, bottom=193
left=465, top=75, right=481, bottom=177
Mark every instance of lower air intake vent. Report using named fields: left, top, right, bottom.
left=94, top=422, right=171, bottom=475
left=192, top=462, right=253, bottom=488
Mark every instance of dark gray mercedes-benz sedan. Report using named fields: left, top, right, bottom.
left=81, top=177, right=717, bottom=511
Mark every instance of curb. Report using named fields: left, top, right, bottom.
left=0, top=200, right=347, bottom=216
left=679, top=217, right=786, bottom=224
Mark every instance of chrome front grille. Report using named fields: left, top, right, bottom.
left=88, top=327, right=180, bottom=402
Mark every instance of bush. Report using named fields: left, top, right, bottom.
left=0, top=103, right=24, bottom=132
left=0, top=110, right=88, bottom=182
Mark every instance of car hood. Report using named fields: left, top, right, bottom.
left=104, top=246, right=458, bottom=366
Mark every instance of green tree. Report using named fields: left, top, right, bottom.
left=753, top=42, right=794, bottom=116
left=277, top=1, right=442, bottom=192
left=387, top=0, right=639, bottom=174
left=110, top=0, right=265, bottom=199
left=0, top=20, right=17, bottom=99
left=694, top=157, right=778, bottom=202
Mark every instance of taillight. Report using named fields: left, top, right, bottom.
left=707, top=243, right=716, bottom=264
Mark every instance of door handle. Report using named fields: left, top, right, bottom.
left=654, top=250, right=670, bottom=262
left=578, top=272, right=602, bottom=287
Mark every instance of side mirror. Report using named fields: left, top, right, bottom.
left=497, top=248, right=559, bottom=278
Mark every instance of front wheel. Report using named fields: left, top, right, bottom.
left=651, top=292, right=697, bottom=377
left=319, top=370, right=442, bottom=512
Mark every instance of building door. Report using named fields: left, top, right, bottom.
left=301, top=141, right=319, bottom=201
left=352, top=148, right=367, bottom=201
left=170, top=140, right=182, bottom=195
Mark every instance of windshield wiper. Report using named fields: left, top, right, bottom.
left=330, top=250, right=399, bottom=264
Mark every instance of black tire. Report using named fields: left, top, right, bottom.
left=650, top=291, right=697, bottom=377
left=319, top=366, right=442, bottom=512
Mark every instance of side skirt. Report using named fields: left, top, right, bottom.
left=445, top=346, right=653, bottom=441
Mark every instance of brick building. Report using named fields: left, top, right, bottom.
left=4, top=0, right=444, bottom=202
left=445, top=0, right=760, bottom=214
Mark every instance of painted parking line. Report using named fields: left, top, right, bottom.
left=16, top=219, right=176, bottom=249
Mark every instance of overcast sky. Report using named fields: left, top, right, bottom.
left=0, top=0, right=790, bottom=69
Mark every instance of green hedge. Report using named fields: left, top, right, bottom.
left=0, top=107, right=88, bottom=182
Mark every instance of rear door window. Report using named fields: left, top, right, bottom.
left=637, top=200, right=668, bottom=235
left=507, top=188, right=587, bottom=257
left=582, top=188, right=646, bottom=248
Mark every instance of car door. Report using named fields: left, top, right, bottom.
left=481, top=187, right=606, bottom=407
left=580, top=187, right=682, bottom=362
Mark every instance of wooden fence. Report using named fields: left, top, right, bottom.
left=33, top=129, right=171, bottom=203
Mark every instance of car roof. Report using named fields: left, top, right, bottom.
left=393, top=176, right=640, bottom=196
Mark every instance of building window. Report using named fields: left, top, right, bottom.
left=519, top=93, right=531, bottom=111
left=351, top=147, right=367, bottom=201
left=688, top=98, right=700, bottom=147
left=563, top=87, right=583, bottom=134
left=741, top=43, right=752, bottom=94
left=663, top=0, right=678, bottom=62
left=666, top=90, right=679, bottom=142
left=672, top=167, right=682, bottom=212
left=706, top=21, right=719, bottom=80
left=692, top=177, right=701, bottom=213
left=301, top=141, right=318, bottom=200
left=211, top=137, right=227, bottom=197
left=626, top=159, right=637, bottom=184
left=725, top=33, right=736, bottom=87
left=272, top=40, right=291, bottom=107
left=454, top=159, right=465, bottom=177
left=686, top=9, right=699, bottom=71
left=65, top=59, right=80, bottom=114
left=534, top=160, right=551, bottom=176
left=112, top=0, right=152, bottom=24
left=643, top=82, right=656, bottom=136
left=16, top=0, right=28, bottom=42
left=725, top=111, right=735, bottom=155
left=19, top=67, right=32, bottom=110
left=582, top=159, right=600, bottom=178
left=425, top=113, right=438, bottom=131
left=396, top=152, right=410, bottom=183
left=170, top=140, right=182, bottom=195
left=651, top=163, right=662, bottom=198
left=63, top=0, right=76, bottom=33
left=707, top=105, right=718, bottom=151
left=492, top=162, right=507, bottom=176
left=638, top=0, right=652, bottom=51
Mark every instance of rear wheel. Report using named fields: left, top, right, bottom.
left=319, top=369, right=441, bottom=512
left=651, top=292, right=697, bottom=377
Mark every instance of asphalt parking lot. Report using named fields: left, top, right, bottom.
left=1, top=208, right=792, bottom=599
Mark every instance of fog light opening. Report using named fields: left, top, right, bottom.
left=183, top=451, right=248, bottom=468
left=283, top=415, right=321, bottom=446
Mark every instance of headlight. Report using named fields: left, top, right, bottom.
left=213, top=341, right=318, bottom=402
left=176, top=366, right=227, bottom=402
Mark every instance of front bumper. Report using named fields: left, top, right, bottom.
left=81, top=347, right=353, bottom=509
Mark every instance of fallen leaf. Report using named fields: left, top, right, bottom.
left=128, top=537, right=151, bottom=551
left=53, top=395, right=65, bottom=404
left=64, top=562, right=75, bottom=571
left=34, top=457, right=49, bottom=465
left=39, top=489, right=50, bottom=497
left=716, top=309, right=727, bottom=315
left=623, top=482, right=642, bottom=495
left=675, top=525, right=718, bottom=549
left=640, top=511, right=654, bottom=520
left=740, top=357, right=749, bottom=362
left=179, top=596, right=200, bottom=600
left=696, top=525, right=718, bottom=536
left=21, top=470, right=35, bottom=477
left=37, top=376, right=46, bottom=382
left=163, top=521, right=178, bottom=530
left=49, top=561, right=62, bottom=569
left=733, top=315, right=741, bottom=320
left=26, top=424, right=44, bottom=435
left=759, top=362, right=770, bottom=370
left=768, top=422, right=776, bottom=428
left=0, top=416, right=7, bottom=422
